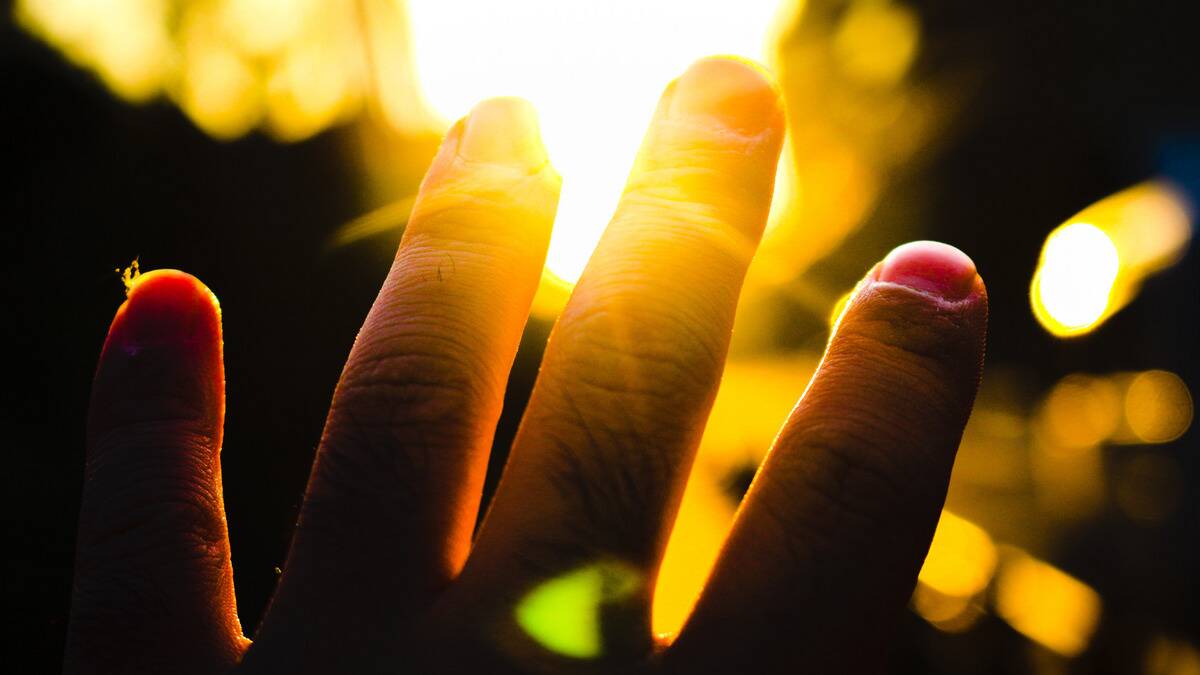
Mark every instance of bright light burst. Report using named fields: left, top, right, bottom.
left=1031, top=222, right=1120, bottom=336
left=1031, top=181, right=1193, bottom=338
left=405, top=0, right=789, bottom=283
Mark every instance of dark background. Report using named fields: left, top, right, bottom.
left=4, top=1, right=1198, bottom=671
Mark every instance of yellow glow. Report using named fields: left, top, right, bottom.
left=1038, top=374, right=1123, bottom=450
left=515, top=562, right=641, bottom=660
left=911, top=510, right=994, bottom=634
left=179, top=36, right=262, bottom=140
left=828, top=288, right=855, bottom=329
left=831, top=0, right=919, bottom=86
left=652, top=464, right=736, bottom=640
left=266, top=34, right=359, bottom=142
left=1032, top=181, right=1193, bottom=337
left=1125, top=370, right=1193, bottom=444
left=1031, top=222, right=1120, bottom=336
left=405, top=0, right=789, bottom=282
left=654, top=355, right=817, bottom=637
left=220, top=0, right=312, bottom=57
left=17, top=0, right=171, bottom=102
left=17, top=0, right=378, bottom=142
left=995, top=551, right=1101, bottom=657
left=917, top=510, right=997, bottom=599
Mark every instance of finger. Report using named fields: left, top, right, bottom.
left=245, top=98, right=560, bottom=670
left=67, top=270, right=244, bottom=674
left=666, top=242, right=988, bottom=674
left=442, top=57, right=785, bottom=665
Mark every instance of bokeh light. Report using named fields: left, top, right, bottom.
left=917, top=510, right=997, bottom=599
left=1124, top=370, right=1194, bottom=444
left=1038, top=374, right=1123, bottom=451
left=1031, top=222, right=1120, bottom=336
left=1031, top=181, right=1193, bottom=338
left=994, top=550, right=1102, bottom=657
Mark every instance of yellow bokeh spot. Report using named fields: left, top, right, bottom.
left=1031, top=222, right=1120, bottom=337
left=1125, top=370, right=1193, bottom=444
left=17, top=0, right=171, bottom=102
left=1038, top=374, right=1123, bottom=450
left=917, top=510, right=997, bottom=599
left=1031, top=181, right=1193, bottom=338
left=831, top=0, right=920, bottom=87
left=180, top=43, right=261, bottom=140
left=994, top=551, right=1101, bottom=657
left=515, top=562, right=641, bottom=660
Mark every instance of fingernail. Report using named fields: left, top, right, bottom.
left=668, top=56, right=782, bottom=133
left=108, top=269, right=220, bottom=353
left=458, top=97, right=548, bottom=166
left=878, top=241, right=978, bottom=300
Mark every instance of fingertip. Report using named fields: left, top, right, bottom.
left=108, top=269, right=221, bottom=354
left=457, top=96, right=549, bottom=167
left=876, top=240, right=981, bottom=302
left=669, top=55, right=785, bottom=136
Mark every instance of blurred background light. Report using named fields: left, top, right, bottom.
left=1031, top=181, right=1193, bottom=338
left=994, top=550, right=1102, bottom=657
left=917, top=510, right=997, bottom=600
left=1123, top=370, right=1194, bottom=444
left=1031, top=222, right=1120, bottom=335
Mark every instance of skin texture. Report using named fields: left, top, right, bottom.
left=66, top=57, right=987, bottom=675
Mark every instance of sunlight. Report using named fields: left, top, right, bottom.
left=405, top=0, right=790, bottom=283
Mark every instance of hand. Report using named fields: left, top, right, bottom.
left=66, top=57, right=987, bottom=674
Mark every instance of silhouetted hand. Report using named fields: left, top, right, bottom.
left=66, top=57, right=987, bottom=674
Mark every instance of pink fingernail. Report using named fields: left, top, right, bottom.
left=877, top=241, right=978, bottom=300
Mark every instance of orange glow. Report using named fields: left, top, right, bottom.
left=653, top=355, right=817, bottom=637
left=917, top=510, right=997, bottom=599
left=911, top=510, right=995, bottom=633
left=1124, top=370, right=1193, bottom=444
left=994, top=550, right=1101, bottom=657
left=1038, top=374, right=1123, bottom=451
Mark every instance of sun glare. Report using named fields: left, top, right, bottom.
left=405, top=0, right=789, bottom=283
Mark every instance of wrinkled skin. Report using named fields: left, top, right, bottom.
left=66, top=57, right=987, bottom=675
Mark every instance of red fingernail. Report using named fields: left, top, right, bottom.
left=877, top=241, right=978, bottom=300
left=107, top=270, right=221, bottom=353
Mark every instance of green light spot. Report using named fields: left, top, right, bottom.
left=515, top=562, right=640, bottom=659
